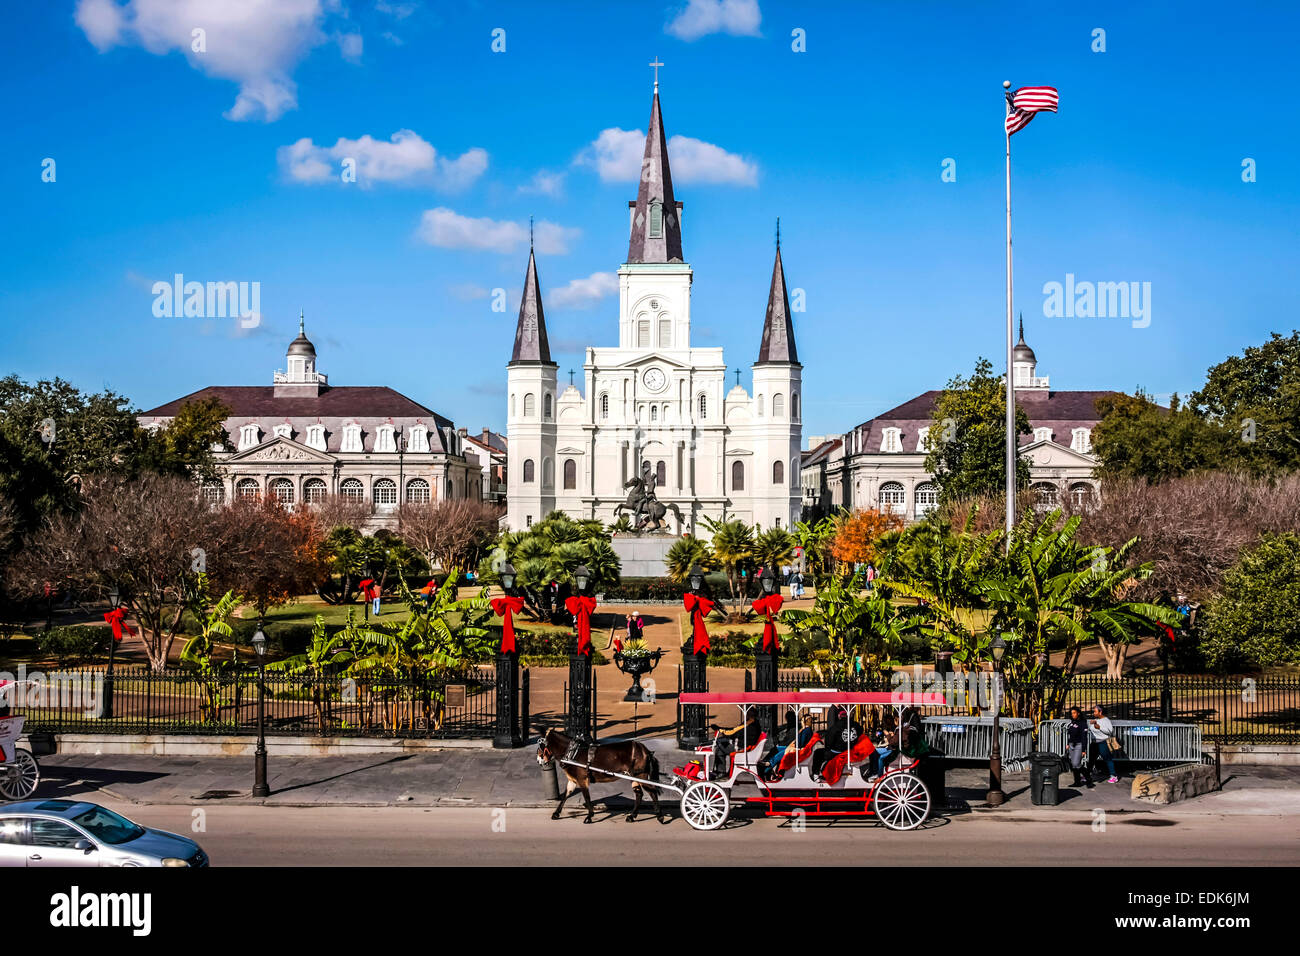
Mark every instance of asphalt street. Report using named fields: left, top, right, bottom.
left=96, top=800, right=1299, bottom=867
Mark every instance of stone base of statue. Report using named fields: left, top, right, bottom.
left=611, top=534, right=679, bottom=578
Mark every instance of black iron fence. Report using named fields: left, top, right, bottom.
left=10, top=665, right=509, bottom=740
left=775, top=669, right=1300, bottom=745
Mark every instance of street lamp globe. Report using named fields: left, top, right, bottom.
left=108, top=585, right=121, bottom=609
left=251, top=624, right=267, bottom=659
left=688, top=564, right=704, bottom=593
left=760, top=568, right=777, bottom=595
left=991, top=633, right=1008, bottom=664
left=573, top=564, right=590, bottom=594
left=500, top=562, right=516, bottom=592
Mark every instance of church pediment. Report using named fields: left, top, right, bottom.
left=618, top=351, right=693, bottom=371
left=557, top=446, right=585, bottom=454
left=226, top=436, right=335, bottom=465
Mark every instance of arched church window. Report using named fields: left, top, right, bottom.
left=791, top=392, right=799, bottom=419
left=773, top=460, right=784, bottom=484
left=650, top=406, right=657, bottom=422
left=757, top=395, right=765, bottom=417
left=544, top=393, right=552, bottom=421
left=658, top=319, right=671, bottom=348
left=510, top=394, right=516, bottom=417
left=542, top=458, right=554, bottom=488
left=523, top=393, right=535, bottom=418
left=697, top=393, right=707, bottom=420
left=656, top=460, right=666, bottom=486
left=731, top=460, right=745, bottom=491
left=637, top=321, right=650, bottom=348
left=649, top=201, right=663, bottom=238
left=563, top=459, right=577, bottom=490
left=600, top=394, right=609, bottom=420
left=773, top=393, right=785, bottom=418
left=523, top=459, right=535, bottom=483
left=340, top=478, right=364, bottom=501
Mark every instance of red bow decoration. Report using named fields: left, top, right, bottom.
left=103, top=607, right=133, bottom=643
left=565, top=595, right=598, bottom=656
left=751, top=594, right=784, bottom=652
left=491, top=595, right=527, bottom=654
left=682, top=593, right=714, bottom=655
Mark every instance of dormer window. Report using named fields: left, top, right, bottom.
left=649, top=201, right=663, bottom=238
left=273, top=423, right=293, bottom=440
left=1034, top=427, right=1053, bottom=443
left=1071, top=428, right=1092, bottom=453
left=880, top=427, right=902, bottom=453
left=408, top=424, right=429, bottom=453
left=306, top=425, right=327, bottom=451
left=238, top=424, right=260, bottom=450
left=916, top=426, right=931, bottom=452
left=341, top=423, right=363, bottom=453
left=375, top=425, right=396, bottom=453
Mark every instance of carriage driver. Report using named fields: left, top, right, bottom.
left=708, top=714, right=764, bottom=780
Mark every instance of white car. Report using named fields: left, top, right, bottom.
left=0, top=800, right=208, bottom=867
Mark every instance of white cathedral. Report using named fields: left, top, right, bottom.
left=505, top=82, right=801, bottom=533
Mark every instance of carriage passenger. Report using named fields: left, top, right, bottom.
left=810, top=707, right=863, bottom=780
left=762, top=713, right=815, bottom=781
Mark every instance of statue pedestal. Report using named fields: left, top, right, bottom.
left=611, top=534, right=678, bottom=578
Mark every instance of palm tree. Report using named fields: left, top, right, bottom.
left=754, top=526, right=796, bottom=574
left=702, top=516, right=756, bottom=600
left=665, top=537, right=713, bottom=584
left=794, top=514, right=838, bottom=580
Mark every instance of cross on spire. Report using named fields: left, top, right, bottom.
left=649, top=56, right=664, bottom=90
left=529, top=215, right=534, bottom=251
left=568, top=368, right=575, bottom=385
left=775, top=217, right=780, bottom=249
left=299, top=309, right=304, bottom=334
left=734, top=367, right=741, bottom=386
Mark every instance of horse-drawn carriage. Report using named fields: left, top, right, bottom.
left=538, top=689, right=944, bottom=831
left=0, top=681, right=42, bottom=801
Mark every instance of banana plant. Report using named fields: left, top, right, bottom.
left=266, top=613, right=357, bottom=734
left=178, top=575, right=242, bottom=724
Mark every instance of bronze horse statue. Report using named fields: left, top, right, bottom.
left=537, top=728, right=667, bottom=824
left=612, top=476, right=679, bottom=533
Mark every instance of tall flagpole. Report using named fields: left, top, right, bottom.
left=1003, top=80, right=1016, bottom=551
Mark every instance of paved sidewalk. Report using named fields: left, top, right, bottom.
left=28, top=745, right=1300, bottom=816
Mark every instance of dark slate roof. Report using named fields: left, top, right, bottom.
left=509, top=248, right=554, bottom=365
left=848, top=389, right=1121, bottom=454
left=139, top=386, right=454, bottom=454
left=756, top=244, right=799, bottom=364
left=801, top=437, right=842, bottom=466
left=626, top=88, right=684, bottom=264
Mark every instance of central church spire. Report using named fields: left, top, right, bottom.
left=626, top=82, right=684, bottom=264
left=756, top=228, right=799, bottom=365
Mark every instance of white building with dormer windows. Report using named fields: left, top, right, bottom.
left=505, top=82, right=801, bottom=533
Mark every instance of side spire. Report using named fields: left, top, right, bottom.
left=756, top=236, right=799, bottom=365
left=626, top=78, right=683, bottom=263
left=509, top=247, right=553, bottom=365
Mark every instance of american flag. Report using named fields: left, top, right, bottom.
left=1005, top=86, right=1059, bottom=135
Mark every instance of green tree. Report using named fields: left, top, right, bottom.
left=1201, top=533, right=1300, bottom=670
left=701, top=517, right=756, bottom=600
left=753, top=526, right=796, bottom=573
left=1092, top=390, right=1232, bottom=481
left=793, top=515, right=837, bottom=581
left=1190, top=330, right=1300, bottom=472
left=178, top=578, right=243, bottom=724
left=478, top=513, right=620, bottom=616
left=267, top=613, right=358, bottom=734
left=924, top=358, right=1032, bottom=504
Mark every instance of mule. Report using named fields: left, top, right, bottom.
left=537, top=729, right=667, bottom=824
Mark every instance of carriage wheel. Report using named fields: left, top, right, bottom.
left=0, top=749, right=40, bottom=801
left=871, top=771, right=930, bottom=831
left=681, top=781, right=730, bottom=831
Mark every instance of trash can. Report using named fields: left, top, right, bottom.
left=541, top=760, right=561, bottom=801
left=1029, top=751, right=1062, bottom=806
left=915, top=749, right=947, bottom=809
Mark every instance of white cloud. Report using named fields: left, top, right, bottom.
left=75, top=0, right=127, bottom=49
left=518, top=170, right=566, bottom=197
left=577, top=128, right=757, bottom=186
left=665, top=0, right=762, bottom=41
left=416, top=208, right=579, bottom=255
left=73, top=0, right=346, bottom=122
left=277, top=131, right=487, bottom=190
left=549, top=272, right=619, bottom=309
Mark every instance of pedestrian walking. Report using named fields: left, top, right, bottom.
left=1088, top=703, right=1122, bottom=783
left=865, top=563, right=877, bottom=591
left=1065, top=706, right=1094, bottom=788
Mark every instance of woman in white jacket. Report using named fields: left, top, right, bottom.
left=1088, top=704, right=1121, bottom=783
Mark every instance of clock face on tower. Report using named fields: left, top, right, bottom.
left=642, top=367, right=667, bottom=393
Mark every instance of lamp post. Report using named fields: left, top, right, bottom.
left=251, top=623, right=270, bottom=798
left=754, top=567, right=780, bottom=738
left=567, top=564, right=593, bottom=740
left=494, top=562, right=521, bottom=748
left=104, top=586, right=122, bottom=719
left=986, top=633, right=1008, bottom=806
left=680, top=564, right=709, bottom=749
left=396, top=434, right=407, bottom=529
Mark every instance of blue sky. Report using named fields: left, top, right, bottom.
left=3, top=1, right=1297, bottom=441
